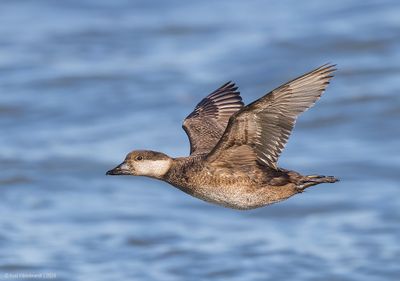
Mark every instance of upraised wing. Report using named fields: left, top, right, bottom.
left=207, top=64, right=336, bottom=169
left=183, top=82, right=244, bottom=155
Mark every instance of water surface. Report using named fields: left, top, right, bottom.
left=0, top=0, right=399, bottom=280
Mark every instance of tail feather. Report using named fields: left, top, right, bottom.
left=297, top=175, right=339, bottom=191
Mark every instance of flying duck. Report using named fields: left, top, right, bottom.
left=107, top=64, right=338, bottom=210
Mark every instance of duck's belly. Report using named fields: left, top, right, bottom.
left=179, top=182, right=297, bottom=210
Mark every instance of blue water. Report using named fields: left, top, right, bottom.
left=1, top=0, right=399, bottom=280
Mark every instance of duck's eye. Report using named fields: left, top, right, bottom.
left=136, top=156, right=143, bottom=161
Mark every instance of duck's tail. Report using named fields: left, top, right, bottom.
left=297, top=175, right=339, bottom=191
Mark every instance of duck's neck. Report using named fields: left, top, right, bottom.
left=162, top=155, right=205, bottom=186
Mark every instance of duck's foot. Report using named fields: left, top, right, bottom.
left=297, top=175, right=339, bottom=191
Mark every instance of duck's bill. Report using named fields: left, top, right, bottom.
left=106, top=163, right=131, bottom=175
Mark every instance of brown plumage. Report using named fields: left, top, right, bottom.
left=107, top=64, right=338, bottom=210
left=182, top=81, right=244, bottom=155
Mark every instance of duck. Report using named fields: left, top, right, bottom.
left=106, top=64, right=338, bottom=210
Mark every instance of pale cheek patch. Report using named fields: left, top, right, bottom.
left=135, top=160, right=171, bottom=177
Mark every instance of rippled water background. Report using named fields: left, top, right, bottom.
left=1, top=0, right=399, bottom=280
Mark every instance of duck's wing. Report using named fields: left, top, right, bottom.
left=206, top=64, right=336, bottom=169
left=183, top=82, right=244, bottom=155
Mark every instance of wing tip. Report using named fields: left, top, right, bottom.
left=317, top=63, right=338, bottom=76
left=206, top=81, right=244, bottom=108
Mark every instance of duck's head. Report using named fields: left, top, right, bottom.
left=106, top=150, right=172, bottom=179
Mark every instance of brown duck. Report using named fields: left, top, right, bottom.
left=107, top=64, right=338, bottom=210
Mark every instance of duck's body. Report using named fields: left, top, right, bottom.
left=164, top=155, right=293, bottom=209
left=107, top=64, right=338, bottom=210
left=159, top=154, right=332, bottom=210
